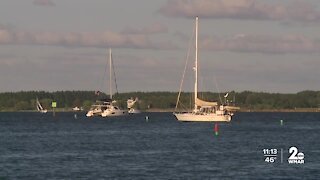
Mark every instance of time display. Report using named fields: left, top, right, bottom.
left=263, top=148, right=277, bottom=155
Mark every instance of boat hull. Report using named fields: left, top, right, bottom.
left=86, top=110, right=102, bottom=117
left=128, top=108, right=141, bottom=114
left=86, top=107, right=104, bottom=117
left=101, top=109, right=128, bottom=117
left=174, top=113, right=231, bottom=122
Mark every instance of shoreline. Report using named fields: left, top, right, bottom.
left=3, top=108, right=319, bottom=113
left=240, top=108, right=320, bottom=112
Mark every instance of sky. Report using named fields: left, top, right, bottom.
left=1, top=0, right=320, bottom=93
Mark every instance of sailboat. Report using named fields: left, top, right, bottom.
left=100, top=49, right=128, bottom=117
left=36, top=98, right=47, bottom=113
left=86, top=49, right=128, bottom=117
left=174, top=17, right=239, bottom=122
left=127, top=97, right=141, bottom=114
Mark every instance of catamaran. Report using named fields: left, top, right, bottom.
left=174, top=17, right=239, bottom=122
left=86, top=49, right=128, bottom=117
left=36, top=98, right=47, bottom=113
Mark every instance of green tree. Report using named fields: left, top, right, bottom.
left=15, top=101, right=30, bottom=110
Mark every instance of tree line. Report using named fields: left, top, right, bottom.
left=0, top=90, right=319, bottom=111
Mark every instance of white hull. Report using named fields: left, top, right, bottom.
left=73, top=107, right=83, bottom=111
left=174, top=113, right=231, bottom=122
left=86, top=105, right=105, bottom=117
left=101, top=109, right=128, bottom=117
left=86, top=110, right=102, bottom=117
left=128, top=108, right=141, bottom=114
left=40, top=110, right=47, bottom=113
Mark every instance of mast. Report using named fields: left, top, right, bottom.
left=109, top=48, right=112, bottom=99
left=194, top=16, right=199, bottom=111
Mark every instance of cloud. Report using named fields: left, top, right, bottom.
left=2, top=24, right=320, bottom=54
left=0, top=25, right=176, bottom=50
left=33, top=0, right=55, bottom=7
left=200, top=34, right=320, bottom=54
left=121, top=23, right=168, bottom=34
left=159, top=0, right=320, bottom=22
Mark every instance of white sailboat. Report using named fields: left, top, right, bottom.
left=100, top=49, right=128, bottom=117
left=174, top=17, right=239, bottom=122
left=86, top=49, right=128, bottom=117
left=127, top=97, right=141, bottom=114
left=36, top=98, right=47, bottom=113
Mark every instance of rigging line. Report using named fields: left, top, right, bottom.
left=190, top=92, right=193, bottom=111
left=213, top=76, right=223, bottom=104
left=99, top=53, right=109, bottom=94
left=200, top=77, right=205, bottom=99
left=177, top=100, right=190, bottom=112
left=175, top=23, right=196, bottom=112
left=111, top=52, right=119, bottom=95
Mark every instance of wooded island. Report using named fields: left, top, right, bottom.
left=0, top=91, right=319, bottom=112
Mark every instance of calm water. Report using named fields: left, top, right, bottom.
left=0, top=112, right=319, bottom=179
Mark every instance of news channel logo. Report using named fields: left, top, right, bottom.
left=262, top=146, right=304, bottom=164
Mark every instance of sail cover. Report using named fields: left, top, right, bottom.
left=195, top=98, right=218, bottom=106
